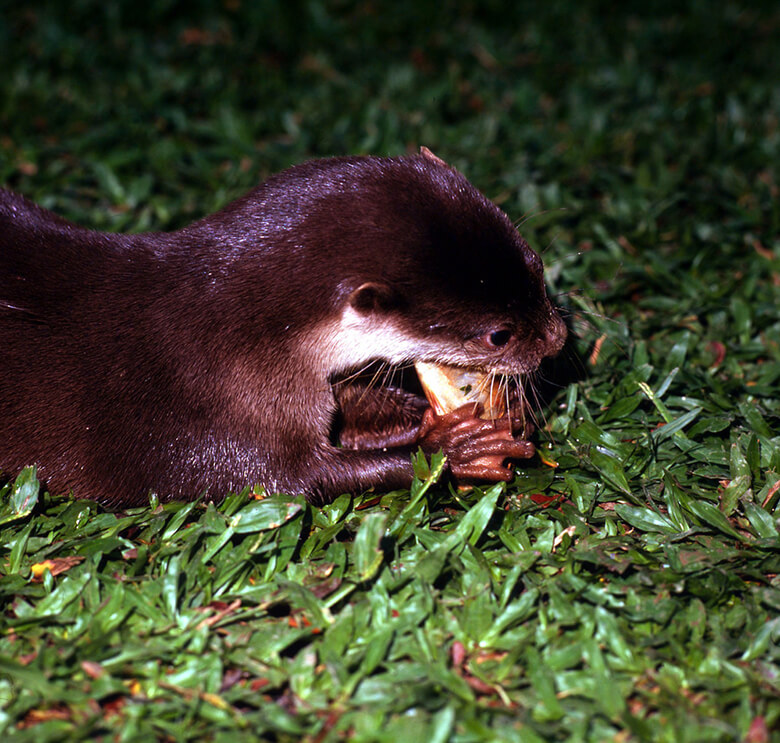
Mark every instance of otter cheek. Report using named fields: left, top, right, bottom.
left=414, top=361, right=506, bottom=420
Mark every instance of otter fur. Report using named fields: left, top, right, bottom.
left=0, top=150, right=566, bottom=507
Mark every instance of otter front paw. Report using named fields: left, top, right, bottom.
left=417, top=404, right=535, bottom=484
left=507, top=396, right=536, bottom=439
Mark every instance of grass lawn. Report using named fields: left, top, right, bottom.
left=1, top=1, right=779, bottom=740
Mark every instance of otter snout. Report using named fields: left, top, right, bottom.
left=542, top=309, right=567, bottom=358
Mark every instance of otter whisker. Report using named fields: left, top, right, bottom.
left=332, top=359, right=381, bottom=387
left=357, top=361, right=392, bottom=405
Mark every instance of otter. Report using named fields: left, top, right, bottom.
left=0, top=149, right=566, bottom=507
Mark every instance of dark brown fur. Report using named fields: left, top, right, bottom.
left=0, top=153, right=566, bottom=506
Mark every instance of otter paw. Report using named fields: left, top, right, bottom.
left=417, top=404, right=535, bottom=484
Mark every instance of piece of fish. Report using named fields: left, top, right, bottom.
left=414, top=361, right=506, bottom=419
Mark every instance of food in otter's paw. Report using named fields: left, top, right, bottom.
left=414, top=361, right=506, bottom=420
left=415, top=361, right=531, bottom=483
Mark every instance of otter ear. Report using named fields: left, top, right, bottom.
left=348, top=282, right=397, bottom=315
left=420, top=146, right=449, bottom=168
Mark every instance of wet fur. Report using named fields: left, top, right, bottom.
left=0, top=154, right=565, bottom=506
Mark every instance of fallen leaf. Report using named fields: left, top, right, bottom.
left=30, top=556, right=85, bottom=581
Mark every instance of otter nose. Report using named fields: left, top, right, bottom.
left=542, top=311, right=567, bottom=355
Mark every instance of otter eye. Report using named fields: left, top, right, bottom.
left=486, top=329, right=512, bottom=348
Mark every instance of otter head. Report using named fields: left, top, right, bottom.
left=309, top=150, right=566, bottom=379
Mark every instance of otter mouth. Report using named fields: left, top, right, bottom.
left=329, top=359, right=532, bottom=451
left=414, top=361, right=507, bottom=420
left=330, top=359, right=517, bottom=419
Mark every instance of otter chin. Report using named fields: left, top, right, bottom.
left=0, top=148, right=566, bottom=507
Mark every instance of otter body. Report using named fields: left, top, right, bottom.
left=0, top=152, right=565, bottom=506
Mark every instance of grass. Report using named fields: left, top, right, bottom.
left=1, top=0, right=779, bottom=740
